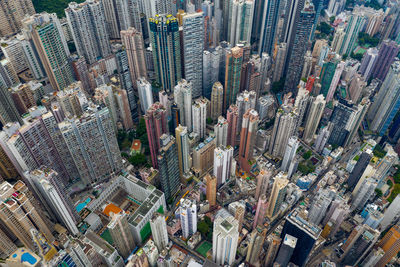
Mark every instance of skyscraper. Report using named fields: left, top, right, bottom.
left=65, top=0, right=111, bottom=64
left=214, top=116, right=228, bottom=147
left=59, top=107, right=123, bottom=186
left=0, top=86, right=22, bottom=126
left=149, top=15, right=181, bottom=93
left=347, top=151, right=372, bottom=190
left=319, top=54, right=340, bottom=97
left=371, top=40, right=400, bottom=81
left=381, top=195, right=400, bottom=230
left=192, top=98, right=207, bottom=139
left=28, top=168, right=79, bottom=235
left=253, top=194, right=268, bottom=228
left=284, top=1, right=315, bottom=92
left=328, top=99, right=356, bottom=146
left=269, top=106, right=298, bottom=157
left=339, top=6, right=366, bottom=56
left=150, top=212, right=169, bottom=251
left=341, top=224, right=379, bottom=266
left=137, top=77, right=153, bottom=113
left=303, top=94, right=326, bottom=143
left=274, top=234, right=298, bottom=266
left=351, top=178, right=377, bottom=211
left=175, top=125, right=191, bottom=178
left=214, top=145, right=234, bottom=187
left=246, top=227, right=267, bottom=265
left=0, top=181, right=54, bottom=251
left=211, top=82, right=224, bottom=120
left=145, top=102, right=168, bottom=168
left=227, top=0, right=255, bottom=46
left=23, top=13, right=74, bottom=91
left=174, top=79, right=192, bottom=131
left=359, top=47, right=379, bottom=80
left=258, top=0, right=282, bottom=55
left=205, top=173, right=217, bottom=206
left=238, top=109, right=259, bottom=172
left=224, top=47, right=243, bottom=111
left=108, top=211, right=136, bottom=259
left=227, top=105, right=239, bottom=147
left=0, top=0, right=35, bottom=37
left=267, top=173, right=289, bottom=219
left=375, top=225, right=400, bottom=267
left=236, top=90, right=257, bottom=136
left=203, top=48, right=222, bottom=99
left=101, top=0, right=142, bottom=39
left=213, top=216, right=239, bottom=265
left=280, top=209, right=321, bottom=266
left=325, top=60, right=345, bottom=102
left=369, top=61, right=400, bottom=136
left=157, top=134, right=180, bottom=201
left=179, top=198, right=197, bottom=238
left=121, top=27, right=147, bottom=86
left=182, top=12, right=204, bottom=98
left=281, top=136, right=299, bottom=172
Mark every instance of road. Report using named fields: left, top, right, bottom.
left=168, top=234, right=206, bottom=263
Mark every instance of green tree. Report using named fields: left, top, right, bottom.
left=128, top=153, right=148, bottom=167
left=198, top=220, right=209, bottom=236
left=350, top=52, right=363, bottom=61
left=206, top=118, right=213, bottom=125
left=136, top=118, right=146, bottom=137
left=375, top=188, right=382, bottom=198
left=303, top=150, right=312, bottom=160
left=271, top=77, right=285, bottom=94
left=329, top=16, right=336, bottom=23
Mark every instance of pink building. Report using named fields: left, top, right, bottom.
left=253, top=194, right=268, bottom=229
left=145, top=102, right=168, bottom=168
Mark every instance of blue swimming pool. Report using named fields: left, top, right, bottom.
left=76, top=197, right=91, bottom=212
left=21, top=252, right=37, bottom=265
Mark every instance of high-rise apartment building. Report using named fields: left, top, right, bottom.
left=274, top=234, right=298, bottom=266
left=227, top=0, right=255, bottom=46
left=0, top=181, right=54, bottom=251
left=121, top=27, right=147, bottom=87
left=211, top=82, right=224, bottom=120
left=236, top=90, right=257, bottom=136
left=182, top=12, right=204, bottom=98
left=341, top=224, right=379, bottom=266
left=0, top=34, right=29, bottom=73
left=359, top=47, right=379, bottom=80
left=66, top=0, right=111, bottom=64
left=28, top=168, right=79, bottom=235
left=108, top=211, right=136, bottom=259
left=227, top=105, right=239, bottom=147
left=179, top=198, right=197, bottom=238
left=214, top=116, right=228, bottom=147
left=238, top=109, right=259, bottom=172
left=101, top=0, right=141, bottom=39
left=150, top=212, right=169, bottom=251
left=339, top=7, right=366, bottom=56
left=192, top=98, right=207, bottom=139
left=10, top=84, right=36, bottom=115
left=149, top=15, right=181, bottom=93
left=267, top=173, right=289, bottom=219
left=137, top=77, right=153, bottom=113
left=0, top=0, right=35, bottom=37
left=145, top=103, right=168, bottom=168
left=246, top=227, right=267, bottom=265
left=224, top=47, right=244, bottom=111
left=214, top=145, right=234, bottom=187
left=369, top=61, right=400, bottom=136
left=269, top=107, right=298, bottom=157
left=281, top=136, right=299, bottom=172
left=157, top=134, right=180, bottom=201
left=203, top=48, right=223, bottom=99
left=175, top=125, right=191, bottom=178
left=0, top=86, right=22, bottom=126
left=371, top=40, right=400, bottom=81
left=253, top=194, right=268, bottom=228
left=258, top=0, right=282, bottom=55
left=174, top=79, right=192, bottom=131
left=284, top=1, right=315, bottom=92
left=205, top=174, right=217, bottom=206
left=213, top=216, right=239, bottom=266
left=23, top=13, right=74, bottom=91
left=375, top=225, right=400, bottom=267
left=192, top=136, right=216, bottom=176
left=303, top=94, right=326, bottom=143
left=59, top=107, right=122, bottom=186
